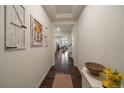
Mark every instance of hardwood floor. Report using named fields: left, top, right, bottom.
left=39, top=50, right=82, bottom=88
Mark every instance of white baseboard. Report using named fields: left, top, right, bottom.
left=35, top=65, right=52, bottom=88
left=77, top=65, right=82, bottom=74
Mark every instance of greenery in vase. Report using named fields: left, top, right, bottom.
left=103, top=68, right=124, bottom=88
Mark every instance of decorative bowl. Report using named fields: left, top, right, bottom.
left=85, top=62, right=105, bottom=76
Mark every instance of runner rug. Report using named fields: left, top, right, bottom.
left=52, top=73, right=73, bottom=88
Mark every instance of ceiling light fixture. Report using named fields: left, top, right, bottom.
left=57, top=27, right=60, bottom=31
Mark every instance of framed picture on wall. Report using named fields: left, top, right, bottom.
left=44, top=27, right=48, bottom=48
left=5, top=5, right=26, bottom=50
left=30, top=15, right=43, bottom=47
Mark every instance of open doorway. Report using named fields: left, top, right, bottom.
left=54, top=25, right=73, bottom=58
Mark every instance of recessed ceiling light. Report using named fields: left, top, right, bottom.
left=57, top=27, right=60, bottom=31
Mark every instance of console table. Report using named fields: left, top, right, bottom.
left=81, top=66, right=104, bottom=88
left=81, top=67, right=124, bottom=88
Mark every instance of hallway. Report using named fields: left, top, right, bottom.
left=40, top=50, right=82, bottom=88
left=0, top=5, right=124, bottom=88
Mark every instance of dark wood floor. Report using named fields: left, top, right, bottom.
left=39, top=50, right=82, bottom=88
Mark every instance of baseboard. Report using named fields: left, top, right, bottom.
left=35, top=65, right=52, bottom=88
left=77, top=65, right=82, bottom=74
left=71, top=57, right=77, bottom=67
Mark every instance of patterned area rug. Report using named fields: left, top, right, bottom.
left=52, top=73, right=73, bottom=88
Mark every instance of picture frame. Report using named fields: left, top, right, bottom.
left=5, top=5, right=26, bottom=50
left=30, top=15, right=43, bottom=47
left=44, top=26, right=48, bottom=48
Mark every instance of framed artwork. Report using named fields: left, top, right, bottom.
left=44, top=27, right=48, bottom=48
left=30, top=15, right=43, bottom=47
left=5, top=5, right=26, bottom=50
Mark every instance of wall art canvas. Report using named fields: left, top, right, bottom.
left=30, top=15, right=43, bottom=47
left=5, top=5, right=26, bottom=50
left=44, top=27, right=48, bottom=48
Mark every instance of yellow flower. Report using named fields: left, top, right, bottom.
left=103, top=67, right=124, bottom=87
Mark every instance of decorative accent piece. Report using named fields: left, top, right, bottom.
left=102, top=68, right=124, bottom=88
left=85, top=62, right=105, bottom=76
left=5, top=5, right=26, bottom=50
left=44, top=27, right=48, bottom=48
left=30, top=15, right=43, bottom=47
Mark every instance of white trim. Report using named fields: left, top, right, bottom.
left=53, top=21, right=76, bottom=25
left=35, top=65, right=52, bottom=88
left=77, top=63, right=82, bottom=74
left=56, top=13, right=73, bottom=19
left=72, top=6, right=77, bottom=16
left=51, top=5, right=56, bottom=16
left=74, top=61, right=77, bottom=67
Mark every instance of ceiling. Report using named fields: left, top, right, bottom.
left=43, top=5, right=85, bottom=36
left=43, top=5, right=84, bottom=22
left=54, top=24, right=74, bottom=33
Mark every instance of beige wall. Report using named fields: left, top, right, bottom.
left=0, top=5, right=53, bottom=87
left=77, top=5, right=124, bottom=74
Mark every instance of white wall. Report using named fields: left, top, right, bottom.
left=0, top=5, right=53, bottom=87
left=77, top=5, right=124, bottom=74
left=71, top=24, right=78, bottom=66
